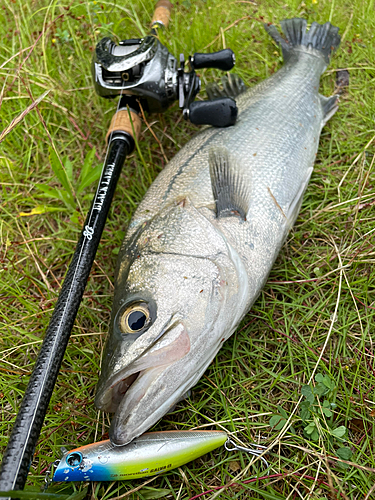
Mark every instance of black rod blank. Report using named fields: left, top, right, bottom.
left=0, top=134, right=133, bottom=492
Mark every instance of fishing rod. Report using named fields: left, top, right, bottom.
left=0, top=0, right=237, bottom=494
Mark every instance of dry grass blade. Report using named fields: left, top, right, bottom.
left=0, top=90, right=50, bottom=142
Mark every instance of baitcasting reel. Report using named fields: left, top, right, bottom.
left=92, top=32, right=238, bottom=127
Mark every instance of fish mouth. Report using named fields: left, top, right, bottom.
left=95, top=322, right=190, bottom=431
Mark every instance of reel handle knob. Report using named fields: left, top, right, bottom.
left=186, top=97, right=237, bottom=127
left=191, top=49, right=235, bottom=71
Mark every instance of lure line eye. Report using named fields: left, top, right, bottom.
left=120, top=303, right=150, bottom=334
left=66, top=452, right=83, bottom=467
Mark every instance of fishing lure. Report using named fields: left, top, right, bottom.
left=51, top=430, right=267, bottom=483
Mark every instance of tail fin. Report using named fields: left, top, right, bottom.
left=265, top=18, right=340, bottom=65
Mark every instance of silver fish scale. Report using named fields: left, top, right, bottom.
left=129, top=60, right=323, bottom=222
left=134, top=202, right=228, bottom=258
left=120, top=53, right=326, bottom=312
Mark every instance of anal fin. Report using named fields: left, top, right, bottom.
left=209, top=148, right=250, bottom=220
left=320, top=94, right=339, bottom=126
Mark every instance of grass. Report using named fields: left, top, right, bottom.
left=1, top=0, right=375, bottom=498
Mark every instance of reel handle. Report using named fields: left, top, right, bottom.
left=186, top=97, right=237, bottom=127
left=191, top=49, right=235, bottom=71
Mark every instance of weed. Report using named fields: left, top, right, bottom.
left=55, top=28, right=73, bottom=44
left=270, top=373, right=353, bottom=467
left=33, top=147, right=102, bottom=221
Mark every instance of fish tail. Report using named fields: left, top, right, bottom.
left=265, top=18, right=340, bottom=66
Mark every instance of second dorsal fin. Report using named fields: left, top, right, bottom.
left=206, top=74, right=247, bottom=101
left=209, top=148, right=250, bottom=220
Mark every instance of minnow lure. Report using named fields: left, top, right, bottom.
left=52, top=430, right=267, bottom=482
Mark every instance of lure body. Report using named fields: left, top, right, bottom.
left=53, top=430, right=227, bottom=482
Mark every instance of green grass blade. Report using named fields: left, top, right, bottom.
left=48, top=148, right=74, bottom=200
left=0, top=491, right=79, bottom=499
left=77, top=147, right=96, bottom=191
left=76, top=162, right=102, bottom=194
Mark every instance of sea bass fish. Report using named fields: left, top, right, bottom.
left=95, top=18, right=340, bottom=445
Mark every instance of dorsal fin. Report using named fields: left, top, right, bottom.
left=209, top=148, right=250, bottom=220
left=206, top=74, right=247, bottom=101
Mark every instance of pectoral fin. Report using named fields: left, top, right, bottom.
left=209, top=148, right=250, bottom=220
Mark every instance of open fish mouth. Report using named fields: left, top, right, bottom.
left=95, top=323, right=191, bottom=419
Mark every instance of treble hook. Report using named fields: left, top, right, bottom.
left=224, top=438, right=270, bottom=470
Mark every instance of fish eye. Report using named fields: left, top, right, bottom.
left=120, top=302, right=150, bottom=334
left=66, top=452, right=83, bottom=467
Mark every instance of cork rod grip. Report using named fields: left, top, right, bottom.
left=151, top=0, right=173, bottom=29
left=106, top=109, right=142, bottom=144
